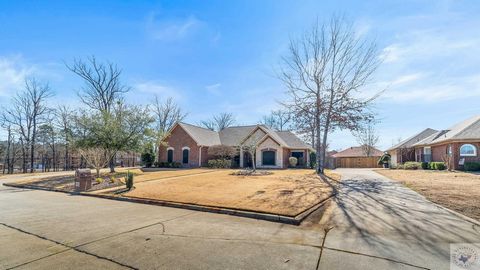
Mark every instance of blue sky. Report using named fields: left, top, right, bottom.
left=0, top=0, right=479, bottom=150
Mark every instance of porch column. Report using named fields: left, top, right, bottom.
left=306, top=150, right=309, bottom=166
left=239, top=147, right=244, bottom=168
left=198, top=146, right=202, bottom=167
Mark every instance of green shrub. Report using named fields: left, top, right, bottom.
left=207, top=159, right=232, bottom=168
left=396, top=164, right=404, bottom=169
left=378, top=153, right=391, bottom=166
left=404, top=162, right=422, bottom=170
left=95, top=177, right=104, bottom=184
left=428, top=162, right=446, bottom=170
left=125, top=171, right=134, bottom=189
left=156, top=162, right=182, bottom=168
left=288, top=157, right=298, bottom=167
left=141, top=149, right=155, bottom=168
left=464, top=162, right=480, bottom=171
left=421, top=162, right=429, bottom=170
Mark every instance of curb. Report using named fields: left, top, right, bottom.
left=432, top=201, right=480, bottom=227
left=3, top=182, right=334, bottom=225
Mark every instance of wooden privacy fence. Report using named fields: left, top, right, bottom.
left=334, top=156, right=381, bottom=168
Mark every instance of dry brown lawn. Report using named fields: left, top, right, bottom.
left=125, top=169, right=337, bottom=217
left=135, top=168, right=215, bottom=183
left=376, top=169, right=480, bottom=221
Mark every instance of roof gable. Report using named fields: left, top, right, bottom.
left=176, top=123, right=221, bottom=146
left=387, top=128, right=437, bottom=151
left=413, top=115, right=480, bottom=146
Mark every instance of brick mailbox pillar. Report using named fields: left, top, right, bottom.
left=75, top=169, right=92, bottom=192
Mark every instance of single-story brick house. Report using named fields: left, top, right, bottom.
left=332, top=146, right=383, bottom=168
left=411, top=115, right=480, bottom=170
left=386, top=128, right=438, bottom=167
left=158, top=122, right=313, bottom=169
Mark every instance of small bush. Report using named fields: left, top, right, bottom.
left=141, top=144, right=156, bottom=168
left=95, top=177, right=104, bottom=184
left=109, top=176, right=116, bottom=183
left=396, top=164, right=404, bottom=169
left=125, top=171, right=134, bottom=189
left=208, top=159, right=232, bottom=169
left=207, top=145, right=237, bottom=159
left=428, top=162, right=446, bottom=170
left=378, top=153, right=391, bottom=166
left=464, top=162, right=480, bottom=171
left=288, top=157, right=298, bottom=167
left=420, top=162, right=429, bottom=170
left=404, top=162, right=422, bottom=170
left=156, top=162, right=182, bottom=168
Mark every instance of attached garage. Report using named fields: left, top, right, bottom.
left=332, top=146, right=383, bottom=168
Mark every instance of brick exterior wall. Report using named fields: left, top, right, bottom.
left=158, top=125, right=201, bottom=167
left=417, top=141, right=480, bottom=170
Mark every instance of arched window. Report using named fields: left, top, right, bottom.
left=182, top=148, right=190, bottom=164
left=262, top=150, right=276, bottom=166
left=460, top=144, right=477, bottom=156
left=167, top=148, right=174, bottom=163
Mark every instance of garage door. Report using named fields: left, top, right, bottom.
left=335, top=157, right=381, bottom=168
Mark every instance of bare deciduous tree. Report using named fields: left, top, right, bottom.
left=200, top=120, right=216, bottom=131
left=279, top=16, right=381, bottom=174
left=260, top=110, right=292, bottom=131
left=201, top=112, right=236, bottom=131
left=151, top=96, right=187, bottom=135
left=3, top=78, right=53, bottom=172
left=67, top=56, right=129, bottom=112
left=352, top=121, right=379, bottom=157
left=56, top=105, right=74, bottom=171
left=78, top=147, right=113, bottom=177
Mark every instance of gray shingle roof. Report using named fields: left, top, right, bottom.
left=218, top=125, right=257, bottom=146
left=412, top=115, right=480, bottom=146
left=178, top=123, right=220, bottom=146
left=176, top=122, right=311, bottom=149
left=276, top=131, right=312, bottom=149
left=387, top=128, right=438, bottom=151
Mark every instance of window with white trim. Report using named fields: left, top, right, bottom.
left=460, top=144, right=477, bottom=156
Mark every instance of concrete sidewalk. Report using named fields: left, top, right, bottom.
left=1, top=169, right=479, bottom=269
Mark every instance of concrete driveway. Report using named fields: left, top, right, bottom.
left=1, top=169, right=479, bottom=269
left=324, top=169, right=480, bottom=270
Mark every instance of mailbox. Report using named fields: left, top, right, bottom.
left=75, top=169, right=92, bottom=192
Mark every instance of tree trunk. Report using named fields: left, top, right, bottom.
left=4, top=127, right=11, bottom=174
left=30, top=120, right=36, bottom=173
left=109, top=154, right=115, bottom=173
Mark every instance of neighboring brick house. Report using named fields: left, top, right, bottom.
left=386, top=128, right=438, bottom=167
left=412, top=115, right=480, bottom=170
left=158, top=122, right=313, bottom=169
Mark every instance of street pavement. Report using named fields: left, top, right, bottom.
left=1, top=169, right=479, bottom=269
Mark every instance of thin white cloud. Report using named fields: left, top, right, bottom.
left=146, top=13, right=203, bottom=41
left=382, top=74, right=480, bottom=103
left=132, top=81, right=182, bottom=100
left=0, top=55, right=35, bottom=97
left=205, top=83, right=221, bottom=95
